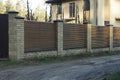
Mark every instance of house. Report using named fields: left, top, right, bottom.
left=46, top=0, right=120, bottom=26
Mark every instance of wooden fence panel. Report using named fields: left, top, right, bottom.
left=63, top=24, right=87, bottom=50
left=91, top=26, right=110, bottom=48
left=113, top=27, right=120, bottom=47
left=24, top=21, right=57, bottom=52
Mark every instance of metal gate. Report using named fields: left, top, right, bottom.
left=0, top=14, right=8, bottom=58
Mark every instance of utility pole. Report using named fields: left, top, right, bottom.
left=27, top=0, right=30, bottom=20
left=49, top=4, right=52, bottom=22
left=45, top=5, right=48, bottom=22
left=96, top=0, right=98, bottom=25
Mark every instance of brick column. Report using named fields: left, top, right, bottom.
left=109, top=26, right=113, bottom=51
left=87, top=24, right=92, bottom=52
left=8, top=11, right=18, bottom=60
left=8, top=11, right=24, bottom=60
left=54, top=20, right=63, bottom=56
left=15, top=16, right=24, bottom=60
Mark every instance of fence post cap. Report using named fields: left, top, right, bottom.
left=8, top=11, right=19, bottom=14
left=15, top=16, right=24, bottom=19
left=53, top=20, right=64, bottom=23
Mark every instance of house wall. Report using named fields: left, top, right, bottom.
left=99, top=0, right=120, bottom=26
left=110, top=0, right=120, bottom=26
left=90, top=0, right=105, bottom=26
left=97, top=0, right=105, bottom=26
left=51, top=4, right=57, bottom=21
left=104, top=0, right=110, bottom=21
left=90, top=0, right=97, bottom=25
left=51, top=0, right=84, bottom=23
left=76, top=0, right=84, bottom=23
left=51, top=0, right=120, bottom=26
left=62, top=2, right=69, bottom=20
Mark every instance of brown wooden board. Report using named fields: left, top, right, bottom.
left=91, top=26, right=110, bottom=49
left=63, top=24, right=87, bottom=50
left=24, top=21, right=57, bottom=52
left=113, top=27, right=120, bottom=47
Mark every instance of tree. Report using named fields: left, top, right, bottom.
left=15, top=0, right=26, bottom=17
left=49, top=4, right=52, bottom=22
left=0, top=0, right=5, bottom=13
left=33, top=5, right=46, bottom=22
left=1, top=0, right=48, bottom=22
left=26, top=0, right=30, bottom=20
left=4, top=0, right=15, bottom=13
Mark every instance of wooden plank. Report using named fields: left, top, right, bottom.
left=24, top=21, right=57, bottom=52
left=63, top=24, right=87, bottom=49
left=91, top=26, right=109, bottom=48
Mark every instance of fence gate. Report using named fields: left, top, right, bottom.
left=0, top=14, right=8, bottom=59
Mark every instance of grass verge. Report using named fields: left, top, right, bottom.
left=0, top=51, right=120, bottom=68
left=107, top=72, right=120, bottom=80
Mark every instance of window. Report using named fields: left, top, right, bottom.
left=84, top=0, right=90, bottom=11
left=57, top=4, right=62, bottom=14
left=69, top=2, right=75, bottom=17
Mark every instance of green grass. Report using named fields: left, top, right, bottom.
left=107, top=72, right=120, bottom=80
left=0, top=60, right=25, bottom=67
left=0, top=51, right=120, bottom=68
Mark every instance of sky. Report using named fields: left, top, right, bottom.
left=3, top=0, right=50, bottom=14
left=3, top=0, right=46, bottom=10
left=28, top=0, right=45, bottom=10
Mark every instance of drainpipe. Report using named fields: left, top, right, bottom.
left=96, top=0, right=98, bottom=25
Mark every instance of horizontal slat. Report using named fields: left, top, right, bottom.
left=91, top=26, right=109, bottom=48
left=113, top=27, right=120, bottom=47
left=24, top=21, right=57, bottom=52
left=63, top=24, right=87, bottom=49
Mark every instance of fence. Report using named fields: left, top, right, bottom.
left=63, top=24, right=87, bottom=50
left=24, top=22, right=120, bottom=52
left=113, top=27, right=120, bottom=47
left=91, top=26, right=110, bottom=48
left=24, top=21, right=57, bottom=52
left=8, top=11, right=120, bottom=60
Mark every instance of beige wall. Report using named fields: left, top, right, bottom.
left=104, top=0, right=110, bottom=21
left=90, top=0, right=105, bottom=26
left=62, top=2, right=70, bottom=19
left=51, top=0, right=120, bottom=26
left=52, top=4, right=57, bottom=21
left=90, top=0, right=97, bottom=25
left=76, top=0, right=84, bottom=23
left=110, top=0, right=120, bottom=26
left=97, top=0, right=105, bottom=26
left=51, top=0, right=84, bottom=23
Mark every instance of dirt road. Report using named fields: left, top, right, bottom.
left=0, top=55, right=120, bottom=80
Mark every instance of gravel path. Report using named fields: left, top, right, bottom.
left=0, top=55, right=120, bottom=80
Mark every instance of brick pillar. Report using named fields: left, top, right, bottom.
left=87, top=24, right=92, bottom=52
left=109, top=26, right=113, bottom=51
left=54, top=20, right=63, bottom=56
left=8, top=11, right=24, bottom=60
left=15, top=16, right=24, bottom=60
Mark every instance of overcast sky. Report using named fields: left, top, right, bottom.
left=28, top=0, right=45, bottom=9
left=3, top=0, right=46, bottom=10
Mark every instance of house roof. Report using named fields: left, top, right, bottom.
left=46, top=0, right=63, bottom=3
left=46, top=0, right=71, bottom=3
